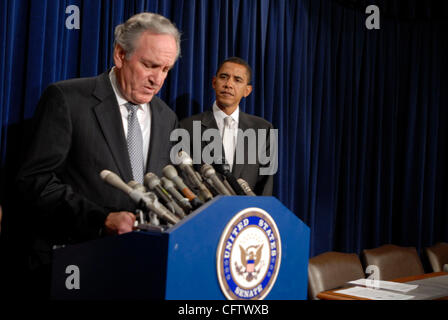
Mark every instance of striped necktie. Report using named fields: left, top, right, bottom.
left=126, top=102, right=144, bottom=184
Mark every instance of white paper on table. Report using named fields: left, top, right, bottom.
left=335, top=286, right=415, bottom=300
left=348, top=278, right=419, bottom=292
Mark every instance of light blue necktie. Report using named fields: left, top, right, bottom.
left=126, top=103, right=144, bottom=184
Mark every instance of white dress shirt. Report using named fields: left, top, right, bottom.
left=213, top=101, right=239, bottom=169
left=109, top=68, right=151, bottom=170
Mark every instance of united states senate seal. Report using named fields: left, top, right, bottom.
left=216, top=207, right=282, bottom=300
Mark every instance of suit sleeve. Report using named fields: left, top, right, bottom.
left=16, top=84, right=108, bottom=243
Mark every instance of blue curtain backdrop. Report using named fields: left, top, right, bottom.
left=1, top=0, right=448, bottom=262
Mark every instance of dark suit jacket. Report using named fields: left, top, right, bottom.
left=180, top=110, right=274, bottom=196
left=17, top=71, right=178, bottom=267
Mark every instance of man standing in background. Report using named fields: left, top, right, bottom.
left=180, top=57, right=275, bottom=196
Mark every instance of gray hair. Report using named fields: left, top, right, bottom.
left=114, top=12, right=181, bottom=60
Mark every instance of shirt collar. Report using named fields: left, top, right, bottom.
left=212, top=101, right=239, bottom=125
left=109, top=67, right=146, bottom=110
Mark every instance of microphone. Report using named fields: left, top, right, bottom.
left=176, top=151, right=213, bottom=202
left=223, top=179, right=237, bottom=195
left=162, top=165, right=203, bottom=209
left=127, top=180, right=147, bottom=193
left=126, top=180, right=165, bottom=228
left=237, top=178, right=256, bottom=196
left=161, top=177, right=192, bottom=212
left=127, top=181, right=149, bottom=225
left=200, top=164, right=232, bottom=195
left=100, top=170, right=180, bottom=225
left=203, top=177, right=219, bottom=196
left=213, top=163, right=246, bottom=195
left=144, top=173, right=186, bottom=219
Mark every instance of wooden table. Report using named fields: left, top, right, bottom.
left=317, top=272, right=448, bottom=300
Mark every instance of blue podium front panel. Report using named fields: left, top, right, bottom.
left=51, top=196, right=310, bottom=300
left=164, top=196, right=310, bottom=300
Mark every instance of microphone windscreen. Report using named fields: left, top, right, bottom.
left=161, top=177, right=175, bottom=189
left=213, top=163, right=231, bottom=175
left=127, top=180, right=147, bottom=193
left=162, top=165, right=178, bottom=180
left=144, top=173, right=160, bottom=190
left=100, top=170, right=133, bottom=194
left=237, top=178, right=256, bottom=196
left=176, top=150, right=193, bottom=166
left=200, top=164, right=215, bottom=179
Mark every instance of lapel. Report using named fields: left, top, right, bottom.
left=233, top=111, right=251, bottom=178
left=200, top=110, right=221, bottom=164
left=200, top=110, right=219, bottom=130
left=146, top=98, right=165, bottom=173
left=92, top=72, right=133, bottom=182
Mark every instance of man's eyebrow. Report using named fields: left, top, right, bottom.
left=141, top=59, right=173, bottom=70
left=141, top=59, right=154, bottom=65
left=218, top=72, right=244, bottom=79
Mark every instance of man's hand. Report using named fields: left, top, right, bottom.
left=104, top=211, right=136, bottom=235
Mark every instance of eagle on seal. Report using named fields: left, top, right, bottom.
left=239, top=244, right=263, bottom=277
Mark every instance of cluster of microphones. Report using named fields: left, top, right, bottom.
left=100, top=151, right=255, bottom=231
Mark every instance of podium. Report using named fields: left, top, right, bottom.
left=51, top=196, right=310, bottom=300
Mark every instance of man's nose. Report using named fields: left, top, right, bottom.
left=149, top=69, right=164, bottom=86
left=224, top=78, right=233, bottom=88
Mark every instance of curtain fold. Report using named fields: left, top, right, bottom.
left=1, top=0, right=447, bottom=258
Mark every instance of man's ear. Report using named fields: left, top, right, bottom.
left=113, top=45, right=126, bottom=68
left=244, top=85, right=253, bottom=98
left=212, top=76, right=217, bottom=90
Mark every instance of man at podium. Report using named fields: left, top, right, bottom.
left=180, top=57, right=276, bottom=196
left=16, top=12, right=181, bottom=297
